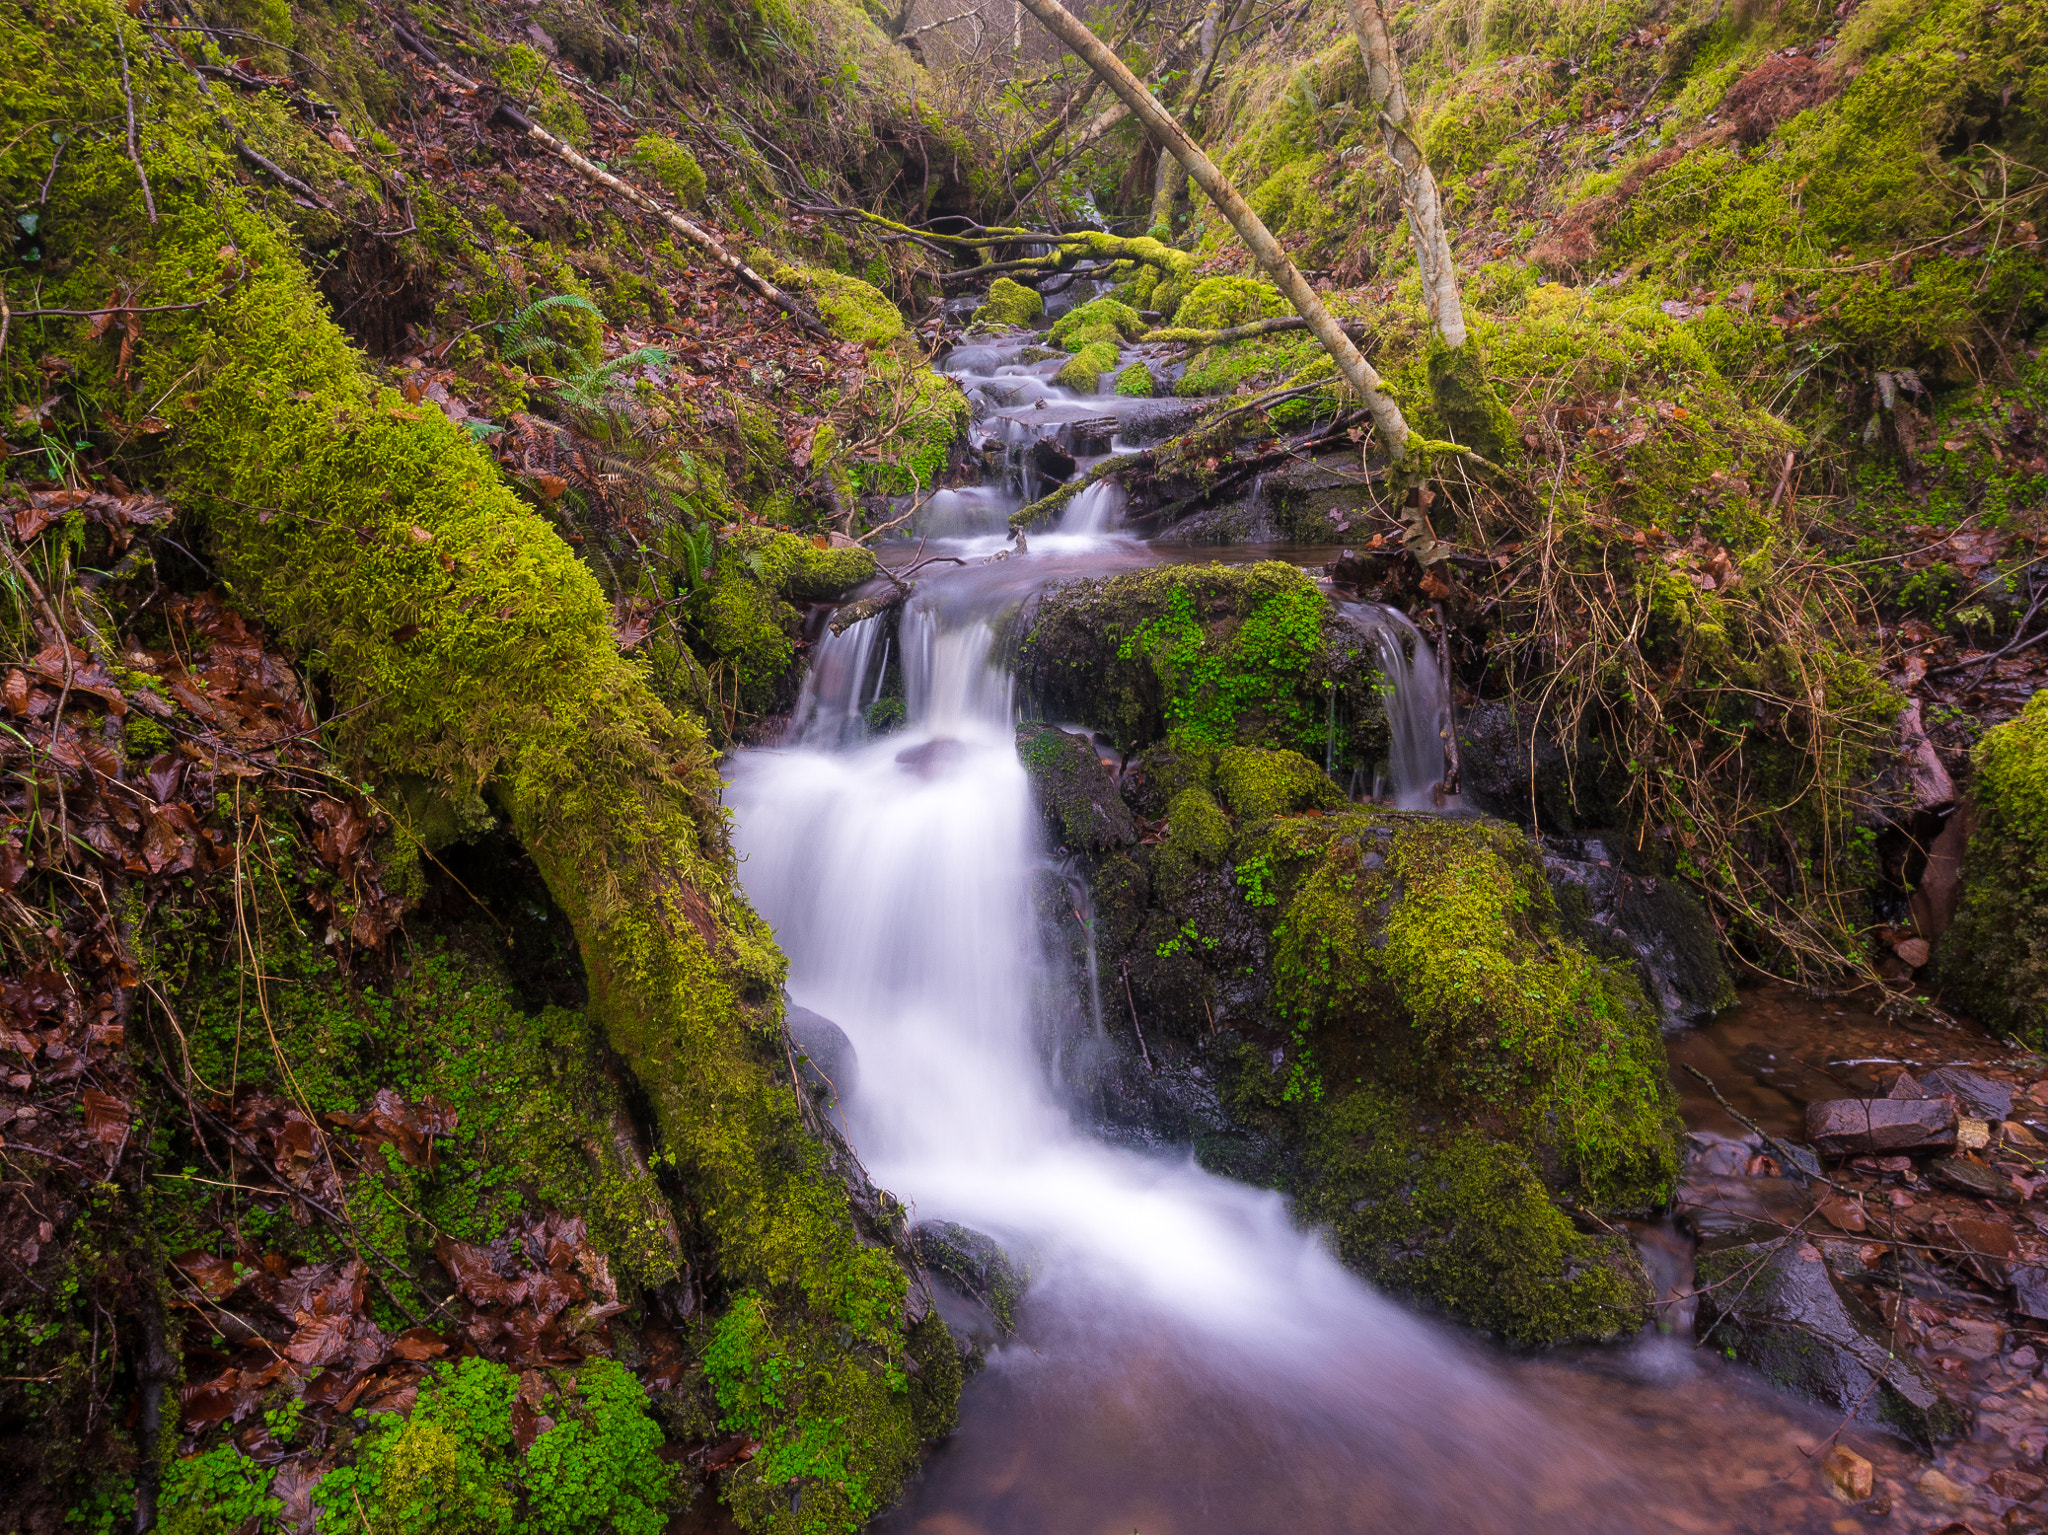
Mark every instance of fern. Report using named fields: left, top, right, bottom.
left=556, top=346, right=673, bottom=408
left=497, top=293, right=603, bottom=365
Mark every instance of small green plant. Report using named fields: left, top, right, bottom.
left=1235, top=852, right=1280, bottom=907
left=158, top=1445, right=281, bottom=1535
left=1155, top=920, right=1219, bottom=958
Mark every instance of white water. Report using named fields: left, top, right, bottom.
left=726, top=561, right=1636, bottom=1532
left=1336, top=599, right=1456, bottom=810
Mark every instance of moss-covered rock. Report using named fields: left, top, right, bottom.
left=1048, top=296, right=1146, bottom=352
left=698, top=529, right=876, bottom=714
left=1015, top=563, right=1388, bottom=773
left=776, top=263, right=906, bottom=346
left=1213, top=746, right=1346, bottom=821
left=972, top=276, right=1045, bottom=330
left=1937, top=689, right=2048, bottom=1040
left=1113, top=361, right=1158, bottom=396
left=1055, top=341, right=1122, bottom=392
left=1017, top=722, right=1138, bottom=853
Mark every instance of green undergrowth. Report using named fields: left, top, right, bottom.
left=2, top=8, right=948, bottom=1528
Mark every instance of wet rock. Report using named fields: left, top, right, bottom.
left=786, top=1003, right=858, bottom=1104
left=1933, top=1157, right=2022, bottom=1202
left=1924, top=1068, right=2017, bottom=1123
left=911, top=1220, right=1027, bottom=1330
left=1543, top=832, right=1737, bottom=1027
left=1016, top=722, right=1137, bottom=855
left=1917, top=1468, right=1974, bottom=1506
left=1896, top=698, right=1960, bottom=813
left=1821, top=1444, right=1875, bottom=1501
left=1030, top=436, right=1077, bottom=483
left=1457, top=701, right=1613, bottom=831
left=1910, top=803, right=1973, bottom=944
left=1695, top=1237, right=1968, bottom=1450
left=1805, top=1097, right=1959, bottom=1155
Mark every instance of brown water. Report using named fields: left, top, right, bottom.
left=876, top=984, right=2046, bottom=1535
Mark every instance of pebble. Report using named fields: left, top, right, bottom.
left=1820, top=1444, right=1874, bottom=1502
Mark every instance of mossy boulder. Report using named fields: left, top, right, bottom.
left=698, top=529, right=876, bottom=714
left=1938, top=689, right=2048, bottom=1040
left=1170, top=276, right=1291, bottom=331
left=972, top=276, right=1045, bottom=330
left=1014, top=563, right=1389, bottom=775
left=1048, top=296, right=1145, bottom=352
left=775, top=263, right=906, bottom=346
left=1213, top=745, right=1345, bottom=821
left=1055, top=341, right=1121, bottom=392
left=1113, top=361, right=1158, bottom=397
left=1223, top=809, right=1679, bottom=1341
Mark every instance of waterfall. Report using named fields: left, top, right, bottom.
left=724, top=578, right=1636, bottom=1534
left=788, top=613, right=883, bottom=749
left=1336, top=600, right=1455, bottom=810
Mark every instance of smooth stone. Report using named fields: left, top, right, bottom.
left=1805, top=1097, right=1957, bottom=1155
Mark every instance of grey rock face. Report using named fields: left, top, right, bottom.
left=1543, top=832, right=1737, bottom=1028
left=1804, top=1097, right=1958, bottom=1156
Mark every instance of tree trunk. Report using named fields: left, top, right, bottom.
left=1344, top=0, right=1466, bottom=348
left=1012, top=0, right=1411, bottom=457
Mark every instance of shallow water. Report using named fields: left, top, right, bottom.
left=723, top=330, right=2017, bottom=1533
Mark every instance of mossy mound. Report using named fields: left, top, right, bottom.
left=972, top=276, right=1045, bottom=330
left=1049, top=296, right=1146, bottom=352
left=1114, top=361, right=1159, bottom=397
left=1055, top=341, right=1122, bottom=392
left=1937, top=689, right=2048, bottom=1040
left=775, top=263, right=907, bottom=346
left=698, top=529, right=876, bottom=714
left=1219, top=809, right=1677, bottom=1341
left=632, top=133, right=707, bottom=208
left=1015, top=563, right=1390, bottom=774
left=1167, top=279, right=1338, bottom=399
left=1170, top=276, right=1293, bottom=331
left=1214, top=745, right=1346, bottom=821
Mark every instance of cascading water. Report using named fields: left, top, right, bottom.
left=1334, top=599, right=1456, bottom=810
left=726, top=554, right=1666, bottom=1533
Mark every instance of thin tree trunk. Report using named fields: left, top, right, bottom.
left=1012, top=0, right=1411, bottom=456
left=1344, top=0, right=1466, bottom=348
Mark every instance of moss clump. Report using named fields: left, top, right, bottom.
left=775, top=264, right=906, bottom=346
left=1937, top=689, right=2048, bottom=1040
left=1170, top=276, right=1292, bottom=331
left=1048, top=296, right=1146, bottom=352
left=697, top=529, right=877, bottom=712
left=1299, top=1089, right=1654, bottom=1345
left=972, top=276, right=1044, bottom=329
left=1055, top=341, right=1122, bottom=392
left=1213, top=746, right=1345, bottom=821
left=494, top=42, right=590, bottom=143
left=1017, top=563, right=1386, bottom=773
left=1113, top=361, right=1158, bottom=397
left=632, top=133, right=707, bottom=208
left=1016, top=722, right=1136, bottom=853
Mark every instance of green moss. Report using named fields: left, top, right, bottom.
left=775, top=264, right=906, bottom=346
left=1299, top=1089, right=1653, bottom=1345
left=1425, top=337, right=1517, bottom=465
left=5, top=10, right=939, bottom=1527
left=1937, top=688, right=2048, bottom=1040
left=494, top=43, right=590, bottom=143
left=631, top=134, right=707, bottom=209
left=1048, top=296, right=1145, bottom=351
left=1055, top=341, right=1121, bottom=392
left=1113, top=361, right=1158, bottom=397
left=1213, top=746, right=1345, bottom=821
left=971, top=277, right=1044, bottom=329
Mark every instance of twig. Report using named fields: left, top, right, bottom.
left=1679, top=1062, right=1845, bottom=1192
left=1119, top=958, right=1153, bottom=1071
left=117, top=27, right=157, bottom=225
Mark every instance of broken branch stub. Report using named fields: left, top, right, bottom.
left=1012, top=0, right=1410, bottom=459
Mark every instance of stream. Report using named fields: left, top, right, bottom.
left=721, top=318, right=1998, bottom=1532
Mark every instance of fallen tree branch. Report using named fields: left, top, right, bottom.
left=116, top=27, right=157, bottom=225
left=1140, top=315, right=1373, bottom=346
left=385, top=21, right=834, bottom=340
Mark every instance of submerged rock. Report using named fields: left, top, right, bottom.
left=911, top=1220, right=1028, bottom=1330
left=1696, top=1237, right=1967, bottom=1450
